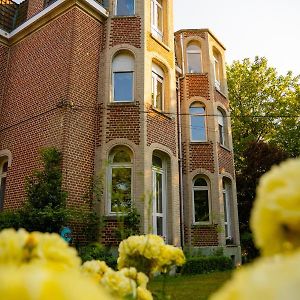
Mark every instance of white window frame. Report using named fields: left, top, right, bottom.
left=192, top=177, right=211, bottom=225
left=107, top=150, right=133, bottom=215
left=217, top=109, right=226, bottom=146
left=151, top=64, right=164, bottom=110
left=151, top=0, right=163, bottom=40
left=112, top=53, right=135, bottom=103
left=189, top=103, right=207, bottom=142
left=0, top=159, right=8, bottom=210
left=223, top=179, right=232, bottom=240
left=187, top=43, right=202, bottom=73
left=152, top=156, right=167, bottom=240
left=115, top=0, right=135, bottom=16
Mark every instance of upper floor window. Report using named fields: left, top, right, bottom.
left=112, top=52, right=134, bottom=102
left=152, top=63, right=164, bottom=110
left=151, top=0, right=163, bottom=40
left=108, top=147, right=133, bottom=214
left=222, top=178, right=232, bottom=242
left=0, top=159, right=8, bottom=210
left=217, top=108, right=227, bottom=147
left=213, top=48, right=223, bottom=90
left=116, top=0, right=135, bottom=16
left=190, top=102, right=206, bottom=142
left=193, top=177, right=211, bottom=224
left=187, top=42, right=202, bottom=73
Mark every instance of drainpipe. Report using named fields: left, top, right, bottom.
left=177, top=33, right=185, bottom=247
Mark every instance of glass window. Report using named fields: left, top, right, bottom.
left=213, top=48, right=222, bottom=90
left=217, top=109, right=226, bottom=146
left=116, top=0, right=134, bottom=16
left=108, top=147, right=132, bottom=214
left=0, top=160, right=8, bottom=210
left=223, top=179, right=232, bottom=241
left=193, top=177, right=210, bottom=223
left=151, top=0, right=163, bottom=40
left=112, top=53, right=134, bottom=102
left=152, top=63, right=164, bottom=110
left=190, top=102, right=206, bottom=142
left=187, top=43, right=202, bottom=73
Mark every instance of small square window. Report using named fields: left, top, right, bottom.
left=113, top=72, right=134, bottom=102
left=116, top=0, right=135, bottom=16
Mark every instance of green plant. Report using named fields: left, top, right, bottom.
left=0, top=210, right=21, bottom=230
left=181, top=256, right=233, bottom=275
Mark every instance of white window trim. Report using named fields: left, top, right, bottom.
left=217, top=109, right=226, bottom=146
left=112, top=71, right=134, bottom=103
left=213, top=56, right=221, bottom=90
left=189, top=105, right=207, bottom=142
left=187, top=45, right=202, bottom=73
left=115, top=0, right=135, bottom=16
left=152, top=159, right=167, bottom=240
left=107, top=161, right=133, bottom=215
left=151, top=70, right=164, bottom=110
left=223, top=181, right=232, bottom=240
left=192, top=178, right=211, bottom=225
left=151, top=0, right=163, bottom=40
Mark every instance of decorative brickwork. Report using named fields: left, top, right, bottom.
left=95, top=103, right=103, bottom=147
left=191, top=225, right=218, bottom=247
left=218, top=146, right=234, bottom=177
left=110, top=17, right=141, bottom=48
left=214, top=89, right=229, bottom=108
left=147, top=109, right=177, bottom=155
left=189, top=143, right=214, bottom=173
left=182, top=31, right=206, bottom=40
left=186, top=74, right=210, bottom=99
left=106, top=103, right=141, bottom=145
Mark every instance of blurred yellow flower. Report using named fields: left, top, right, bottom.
left=0, top=264, right=113, bottom=300
left=81, top=260, right=110, bottom=282
left=210, top=250, right=300, bottom=300
left=251, top=158, right=300, bottom=256
left=137, top=286, right=153, bottom=300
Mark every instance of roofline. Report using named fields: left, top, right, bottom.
left=174, top=28, right=226, bottom=50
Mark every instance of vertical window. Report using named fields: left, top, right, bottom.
left=108, top=147, right=132, bottom=214
left=116, top=0, right=134, bottom=16
left=217, top=108, right=227, bottom=146
left=152, top=63, right=164, bottom=110
left=151, top=0, right=163, bottom=40
left=112, top=52, right=134, bottom=102
left=223, top=179, right=232, bottom=242
left=213, top=48, right=222, bottom=90
left=0, top=159, right=8, bottom=210
left=187, top=42, right=202, bottom=73
left=193, top=177, right=210, bottom=223
left=190, top=102, right=206, bottom=142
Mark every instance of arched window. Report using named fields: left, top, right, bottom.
left=213, top=48, right=222, bottom=90
left=192, top=177, right=211, bottom=224
left=0, top=159, right=8, bottom=210
left=151, top=63, right=164, bottom=110
left=187, top=42, right=202, bottom=73
left=108, top=147, right=133, bottom=214
left=222, top=178, right=232, bottom=242
left=190, top=102, right=206, bottom=142
left=217, top=108, right=227, bottom=146
left=112, top=52, right=134, bottom=102
left=116, top=0, right=135, bottom=16
left=151, top=0, right=163, bottom=40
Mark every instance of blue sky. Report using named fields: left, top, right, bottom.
left=173, top=0, right=300, bottom=76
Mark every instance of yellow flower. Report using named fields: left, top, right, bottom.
left=81, top=260, right=110, bottom=282
left=159, top=245, right=185, bottom=271
left=210, top=250, right=300, bottom=300
left=137, top=286, right=153, bottom=300
left=251, top=158, right=300, bottom=256
left=0, top=264, right=113, bottom=300
left=137, top=272, right=149, bottom=288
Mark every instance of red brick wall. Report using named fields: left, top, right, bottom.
left=189, top=143, right=214, bottom=173
left=185, top=74, right=210, bottom=100
left=191, top=225, right=218, bottom=247
left=106, top=103, right=141, bottom=145
left=147, top=109, right=177, bottom=156
left=214, top=90, right=229, bottom=108
left=0, top=8, right=103, bottom=211
left=109, top=17, right=141, bottom=48
left=27, top=0, right=44, bottom=20
left=101, top=218, right=121, bottom=246
left=218, top=146, right=234, bottom=177
left=0, top=44, right=9, bottom=106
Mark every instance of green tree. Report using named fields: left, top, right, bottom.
left=227, top=57, right=300, bottom=167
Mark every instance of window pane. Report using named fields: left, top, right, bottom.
left=113, top=150, right=131, bottom=163
left=188, top=53, right=201, bottom=73
left=156, top=216, right=163, bottom=236
left=157, top=5, right=163, bottom=32
left=194, top=190, right=209, bottom=222
left=156, top=173, right=163, bottom=213
left=190, top=106, right=206, bottom=141
left=114, top=72, right=133, bottom=102
left=194, top=178, right=207, bottom=187
left=155, top=80, right=163, bottom=110
left=111, top=168, right=131, bottom=212
left=116, top=0, right=134, bottom=16
left=153, top=156, right=163, bottom=168
left=219, top=124, right=224, bottom=145
left=0, top=177, right=6, bottom=209
left=2, top=162, right=8, bottom=173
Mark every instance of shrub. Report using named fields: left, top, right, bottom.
left=0, top=210, right=21, bottom=230
left=181, top=256, right=233, bottom=275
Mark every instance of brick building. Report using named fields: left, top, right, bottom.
left=0, top=0, right=240, bottom=261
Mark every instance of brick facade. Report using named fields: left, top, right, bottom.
left=191, top=225, right=218, bottom=247
left=189, top=143, right=214, bottom=173
left=218, top=146, right=235, bottom=176
left=186, top=74, right=210, bottom=99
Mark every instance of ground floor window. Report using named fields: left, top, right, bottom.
left=193, top=177, right=210, bottom=224
left=0, top=159, right=8, bottom=210
left=223, top=178, right=232, bottom=242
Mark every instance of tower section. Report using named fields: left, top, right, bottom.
left=175, top=29, right=240, bottom=260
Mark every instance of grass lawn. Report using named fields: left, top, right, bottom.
left=149, top=271, right=232, bottom=300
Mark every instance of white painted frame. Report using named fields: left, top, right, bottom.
left=189, top=103, right=207, bottom=142
left=151, top=0, right=163, bottom=40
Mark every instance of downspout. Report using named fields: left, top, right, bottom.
left=177, top=33, right=185, bottom=247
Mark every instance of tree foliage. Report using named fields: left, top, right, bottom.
left=227, top=57, right=300, bottom=167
